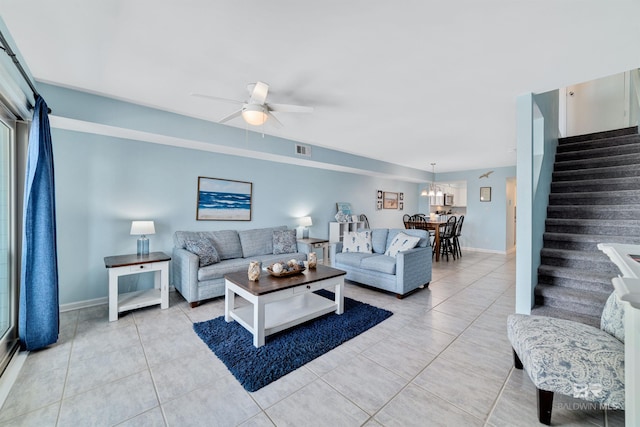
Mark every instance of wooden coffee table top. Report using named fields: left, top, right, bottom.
left=225, top=264, right=346, bottom=296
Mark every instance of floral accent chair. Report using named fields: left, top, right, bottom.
left=507, top=292, right=625, bottom=425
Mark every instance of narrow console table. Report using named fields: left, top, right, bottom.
left=104, top=251, right=171, bottom=321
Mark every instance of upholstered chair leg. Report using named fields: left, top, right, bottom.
left=536, top=388, right=554, bottom=426
left=513, top=348, right=523, bottom=369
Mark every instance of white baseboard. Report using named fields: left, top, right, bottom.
left=460, top=246, right=509, bottom=255
left=60, top=286, right=176, bottom=313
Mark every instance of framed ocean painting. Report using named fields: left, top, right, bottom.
left=196, top=177, right=252, bottom=221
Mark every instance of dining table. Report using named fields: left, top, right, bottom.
left=404, top=220, right=447, bottom=262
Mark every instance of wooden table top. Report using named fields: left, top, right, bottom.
left=297, top=238, right=330, bottom=244
left=225, top=264, right=346, bottom=296
left=104, top=251, right=171, bottom=268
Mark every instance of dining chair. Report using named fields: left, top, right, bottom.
left=359, top=214, right=370, bottom=229
left=453, top=215, right=464, bottom=258
left=439, top=216, right=457, bottom=261
left=403, top=214, right=411, bottom=229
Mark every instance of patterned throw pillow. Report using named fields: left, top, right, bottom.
left=185, top=238, right=220, bottom=267
left=273, top=229, right=297, bottom=255
left=384, top=232, right=420, bottom=258
left=342, top=231, right=373, bottom=253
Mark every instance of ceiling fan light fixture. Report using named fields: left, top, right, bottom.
left=242, top=104, right=268, bottom=126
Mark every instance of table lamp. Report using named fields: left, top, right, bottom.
left=299, top=216, right=312, bottom=238
left=130, top=220, right=155, bottom=255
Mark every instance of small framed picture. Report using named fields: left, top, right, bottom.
left=383, top=192, right=398, bottom=209
left=376, top=200, right=383, bottom=210
left=377, top=190, right=383, bottom=200
left=399, top=192, right=404, bottom=201
left=399, top=202, right=404, bottom=211
left=480, top=186, right=492, bottom=202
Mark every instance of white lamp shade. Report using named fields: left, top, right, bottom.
left=299, top=216, right=313, bottom=227
left=420, top=188, right=428, bottom=196
left=130, top=221, right=155, bottom=236
left=242, top=104, right=268, bottom=126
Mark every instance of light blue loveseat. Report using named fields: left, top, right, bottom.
left=172, top=226, right=311, bottom=307
left=330, top=228, right=432, bottom=298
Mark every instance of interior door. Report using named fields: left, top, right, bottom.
left=566, top=72, right=628, bottom=136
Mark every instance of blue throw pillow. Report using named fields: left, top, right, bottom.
left=273, top=230, right=297, bottom=255
left=185, top=238, right=220, bottom=267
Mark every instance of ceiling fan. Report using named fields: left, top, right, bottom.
left=192, top=81, right=313, bottom=128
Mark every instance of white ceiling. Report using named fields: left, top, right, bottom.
left=2, top=1, right=639, bottom=173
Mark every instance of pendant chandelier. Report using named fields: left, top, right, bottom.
left=427, top=163, right=443, bottom=197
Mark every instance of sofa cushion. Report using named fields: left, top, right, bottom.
left=360, top=254, right=396, bottom=275
left=239, top=226, right=287, bottom=258
left=198, top=258, right=250, bottom=281
left=334, top=252, right=377, bottom=268
left=207, top=230, right=243, bottom=260
left=371, top=229, right=388, bottom=254
left=273, top=229, right=298, bottom=255
left=385, top=232, right=420, bottom=257
left=185, top=238, right=220, bottom=267
left=342, top=231, right=372, bottom=253
left=386, top=228, right=429, bottom=249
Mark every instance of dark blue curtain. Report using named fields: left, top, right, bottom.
left=19, top=95, right=59, bottom=351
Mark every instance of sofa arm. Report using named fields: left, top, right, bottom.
left=329, top=242, right=343, bottom=267
left=396, top=246, right=432, bottom=293
left=171, top=247, right=199, bottom=303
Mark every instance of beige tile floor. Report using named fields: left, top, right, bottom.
left=0, top=252, right=625, bottom=426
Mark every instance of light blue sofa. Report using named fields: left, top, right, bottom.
left=330, top=228, right=432, bottom=298
left=172, top=226, right=310, bottom=307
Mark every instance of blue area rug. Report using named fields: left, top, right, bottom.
left=193, top=290, right=393, bottom=392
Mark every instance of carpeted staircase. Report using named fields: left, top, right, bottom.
left=531, top=126, right=640, bottom=327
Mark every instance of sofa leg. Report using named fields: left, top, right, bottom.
left=536, top=388, right=553, bottom=425
left=396, top=294, right=404, bottom=299
left=513, top=348, right=523, bottom=370
left=190, top=301, right=200, bottom=308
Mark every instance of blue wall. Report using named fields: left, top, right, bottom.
left=431, top=166, right=516, bottom=253
left=37, top=83, right=521, bottom=306
left=515, top=90, right=559, bottom=314
left=40, top=84, right=432, bottom=306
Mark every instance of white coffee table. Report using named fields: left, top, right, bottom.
left=224, top=264, right=346, bottom=347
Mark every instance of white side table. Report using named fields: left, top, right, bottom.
left=298, top=238, right=330, bottom=265
left=104, top=251, right=171, bottom=321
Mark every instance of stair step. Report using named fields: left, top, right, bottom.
left=544, top=218, right=640, bottom=237
left=534, top=284, right=609, bottom=317
left=556, top=138, right=640, bottom=161
left=557, top=133, right=640, bottom=154
left=548, top=189, right=640, bottom=205
left=551, top=176, right=640, bottom=193
left=547, top=205, right=640, bottom=220
left=553, top=164, right=640, bottom=181
left=529, top=305, right=601, bottom=328
left=543, top=232, right=639, bottom=251
left=537, top=265, right=614, bottom=293
left=554, top=152, right=640, bottom=171
left=558, top=126, right=638, bottom=144
left=540, top=248, right=620, bottom=274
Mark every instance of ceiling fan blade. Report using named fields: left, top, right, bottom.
left=191, top=93, right=243, bottom=105
left=266, top=111, right=283, bottom=128
left=249, top=81, right=269, bottom=105
left=268, top=103, right=314, bottom=113
left=218, top=109, right=243, bottom=123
